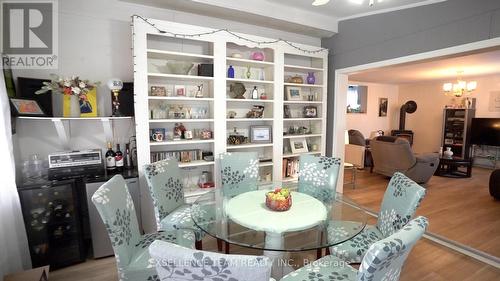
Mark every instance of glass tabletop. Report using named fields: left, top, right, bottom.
left=191, top=181, right=367, bottom=252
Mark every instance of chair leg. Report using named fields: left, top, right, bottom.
left=316, top=248, right=323, bottom=259
left=225, top=241, right=230, bottom=254
left=195, top=240, right=202, bottom=250
left=217, top=238, right=223, bottom=252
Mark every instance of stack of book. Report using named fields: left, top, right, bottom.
left=150, top=149, right=206, bottom=163
left=282, top=158, right=299, bottom=179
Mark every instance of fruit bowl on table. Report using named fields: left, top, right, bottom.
left=265, top=188, right=292, bottom=211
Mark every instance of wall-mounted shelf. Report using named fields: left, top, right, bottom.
left=149, top=139, right=214, bottom=146
left=284, top=118, right=322, bottom=121
left=149, top=119, right=214, bottom=123
left=16, top=116, right=134, bottom=149
left=226, top=57, right=274, bottom=67
left=148, top=96, right=214, bottom=101
left=148, top=73, right=214, bottom=81
left=226, top=118, right=274, bottom=122
left=226, top=78, right=274, bottom=84
left=284, top=83, right=324, bottom=88
left=283, top=134, right=322, bottom=139
left=147, top=49, right=214, bottom=62
left=226, top=98, right=274, bottom=103
left=227, top=143, right=274, bottom=150
left=284, top=64, right=323, bottom=72
left=283, top=100, right=322, bottom=105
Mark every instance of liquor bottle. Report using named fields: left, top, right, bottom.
left=124, top=143, right=132, bottom=169
left=251, top=86, right=258, bottom=99
left=115, top=144, right=124, bottom=172
left=105, top=142, right=116, bottom=171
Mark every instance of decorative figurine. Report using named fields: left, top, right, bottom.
left=195, top=84, right=204, bottom=98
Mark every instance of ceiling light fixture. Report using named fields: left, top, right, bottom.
left=348, top=0, right=380, bottom=6
left=442, top=71, right=477, bottom=97
left=312, top=0, right=330, bottom=6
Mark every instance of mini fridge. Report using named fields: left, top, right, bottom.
left=18, top=179, right=86, bottom=269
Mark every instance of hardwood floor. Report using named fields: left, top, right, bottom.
left=49, top=234, right=500, bottom=281
left=344, top=167, right=500, bottom=258
left=48, top=168, right=500, bottom=280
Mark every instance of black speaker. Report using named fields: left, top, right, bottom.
left=110, top=82, right=134, bottom=117
left=198, top=64, right=213, bottom=77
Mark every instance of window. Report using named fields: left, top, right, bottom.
left=347, top=85, right=368, bottom=113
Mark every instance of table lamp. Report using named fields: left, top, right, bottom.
left=107, top=78, right=123, bottom=117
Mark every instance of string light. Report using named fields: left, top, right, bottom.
left=132, top=15, right=327, bottom=54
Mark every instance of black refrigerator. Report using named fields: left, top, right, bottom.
left=18, top=179, right=86, bottom=269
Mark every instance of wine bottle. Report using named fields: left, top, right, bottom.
left=115, top=144, right=124, bottom=171
left=251, top=86, right=258, bottom=99
left=105, top=142, right=116, bottom=171
left=125, top=143, right=132, bottom=169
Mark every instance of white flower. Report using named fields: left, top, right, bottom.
left=63, top=80, right=71, bottom=87
left=71, top=86, right=81, bottom=95
left=79, top=81, right=86, bottom=88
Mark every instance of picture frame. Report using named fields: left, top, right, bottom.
left=303, top=106, right=317, bottom=118
left=284, top=105, right=291, bottom=118
left=290, top=137, right=309, bottom=154
left=379, top=97, right=388, bottom=117
left=150, top=86, right=166, bottom=96
left=286, top=86, right=302, bottom=101
left=250, top=125, right=272, bottom=143
left=174, top=85, right=186, bottom=96
left=10, top=98, right=46, bottom=116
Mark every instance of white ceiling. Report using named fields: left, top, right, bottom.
left=269, top=0, right=446, bottom=20
left=121, top=0, right=447, bottom=37
left=349, top=48, right=500, bottom=84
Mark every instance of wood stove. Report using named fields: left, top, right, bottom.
left=391, top=101, right=417, bottom=146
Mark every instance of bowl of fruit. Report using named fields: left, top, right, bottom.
left=265, top=188, right=292, bottom=211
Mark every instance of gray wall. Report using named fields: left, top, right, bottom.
left=322, top=0, right=500, bottom=155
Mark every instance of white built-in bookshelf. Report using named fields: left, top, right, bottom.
left=133, top=18, right=328, bottom=230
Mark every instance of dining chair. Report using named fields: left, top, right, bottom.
left=219, top=151, right=259, bottom=253
left=149, top=240, right=274, bottom=281
left=280, top=216, right=429, bottom=281
left=144, top=158, right=212, bottom=250
left=328, top=172, right=426, bottom=263
left=298, top=154, right=342, bottom=204
left=219, top=152, right=259, bottom=198
left=91, top=174, right=195, bottom=281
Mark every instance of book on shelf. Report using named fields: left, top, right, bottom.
left=282, top=158, right=299, bottom=178
left=150, top=149, right=209, bottom=163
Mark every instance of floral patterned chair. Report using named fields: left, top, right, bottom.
left=328, top=172, right=426, bottom=263
left=219, top=152, right=259, bottom=253
left=149, top=240, right=273, bottom=281
left=143, top=159, right=213, bottom=249
left=298, top=155, right=342, bottom=204
left=280, top=216, right=429, bottom=281
left=219, top=152, right=259, bottom=198
left=91, top=174, right=195, bottom=281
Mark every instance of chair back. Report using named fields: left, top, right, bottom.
left=219, top=152, right=259, bottom=198
left=370, top=137, right=416, bottom=176
left=377, top=172, right=426, bottom=237
left=91, top=175, right=142, bottom=267
left=298, top=155, right=341, bottom=204
left=149, top=240, right=272, bottom=281
left=358, top=216, right=428, bottom=281
left=143, top=159, right=185, bottom=229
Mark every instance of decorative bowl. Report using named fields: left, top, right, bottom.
left=265, top=188, right=292, bottom=211
left=165, top=61, right=194, bottom=75
left=251, top=51, right=265, bottom=61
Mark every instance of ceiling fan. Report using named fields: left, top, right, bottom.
left=312, top=0, right=377, bottom=7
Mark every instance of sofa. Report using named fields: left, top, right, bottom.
left=370, top=136, right=439, bottom=184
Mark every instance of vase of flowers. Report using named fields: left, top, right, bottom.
left=36, top=74, right=100, bottom=117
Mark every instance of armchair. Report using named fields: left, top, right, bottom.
left=370, top=136, right=439, bottom=184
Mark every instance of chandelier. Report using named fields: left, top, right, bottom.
left=442, top=72, right=477, bottom=97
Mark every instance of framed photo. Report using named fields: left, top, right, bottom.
left=250, top=125, right=272, bottom=143
left=290, top=137, right=309, bottom=154
left=10, top=98, right=46, bottom=116
left=286, top=86, right=302, bottom=101
left=379, top=98, right=388, bottom=117
left=303, top=106, right=317, bottom=118
left=284, top=105, right=291, bottom=118
left=174, top=85, right=186, bottom=96
left=150, top=86, right=166, bottom=96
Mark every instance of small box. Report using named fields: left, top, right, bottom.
left=198, top=64, right=213, bottom=77
left=4, top=266, right=49, bottom=281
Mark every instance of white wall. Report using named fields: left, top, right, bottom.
left=398, top=75, right=500, bottom=154
left=345, top=81, right=399, bottom=138
left=12, top=0, right=321, bottom=164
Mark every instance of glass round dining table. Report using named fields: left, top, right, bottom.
left=190, top=181, right=367, bottom=278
